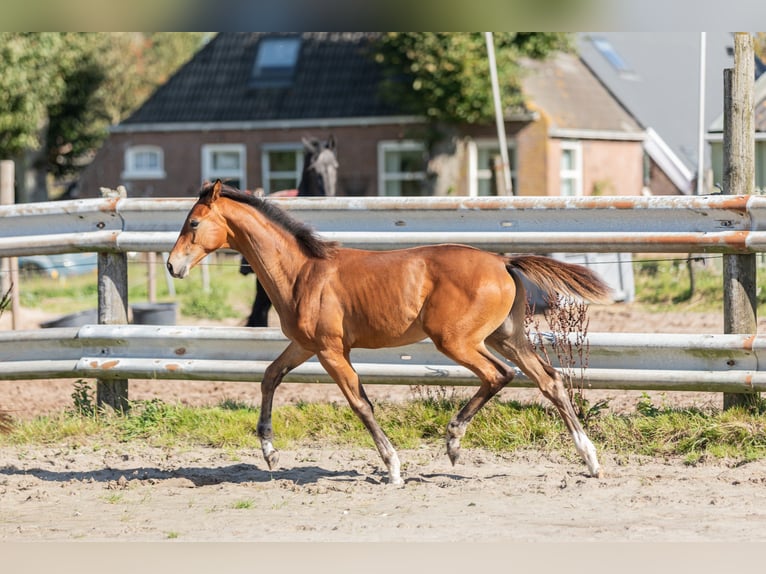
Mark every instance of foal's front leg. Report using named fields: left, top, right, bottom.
left=258, top=342, right=314, bottom=469
left=316, top=347, right=403, bottom=486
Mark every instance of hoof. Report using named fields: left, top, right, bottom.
left=447, top=442, right=461, bottom=466
left=389, top=476, right=405, bottom=487
left=592, top=468, right=604, bottom=479
left=265, top=449, right=280, bottom=470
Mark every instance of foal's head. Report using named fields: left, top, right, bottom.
left=167, top=179, right=338, bottom=279
left=167, top=180, right=232, bottom=278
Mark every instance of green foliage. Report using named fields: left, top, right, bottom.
left=0, top=33, right=66, bottom=156
left=634, top=257, right=730, bottom=312
left=180, top=289, right=235, bottom=320
left=19, top=273, right=98, bottom=312
left=636, top=392, right=662, bottom=417
left=18, top=254, right=249, bottom=320
left=70, top=380, right=96, bottom=417
left=374, top=32, right=571, bottom=126
left=0, top=32, right=207, bottom=178
left=7, top=397, right=766, bottom=466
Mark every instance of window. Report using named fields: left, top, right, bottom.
left=378, top=141, right=427, bottom=196
left=590, top=36, right=638, bottom=80
left=201, top=144, right=246, bottom=190
left=250, top=37, right=301, bottom=88
left=261, top=144, right=303, bottom=194
left=757, top=142, right=766, bottom=194
left=474, top=141, right=517, bottom=196
left=122, top=146, right=165, bottom=179
left=559, top=141, right=582, bottom=197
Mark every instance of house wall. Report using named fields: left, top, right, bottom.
left=710, top=140, right=766, bottom=194
left=79, top=123, right=427, bottom=199
left=79, top=120, right=645, bottom=200
left=545, top=138, right=644, bottom=196
left=583, top=140, right=644, bottom=196
left=646, top=157, right=681, bottom=196
left=515, top=117, right=550, bottom=196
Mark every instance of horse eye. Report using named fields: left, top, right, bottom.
left=189, top=219, right=200, bottom=230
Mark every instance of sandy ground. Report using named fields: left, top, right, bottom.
left=3, top=303, right=766, bottom=542
left=3, top=444, right=766, bottom=542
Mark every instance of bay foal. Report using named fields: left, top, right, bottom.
left=167, top=181, right=610, bottom=485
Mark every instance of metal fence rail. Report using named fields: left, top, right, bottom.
left=0, top=325, right=763, bottom=393
left=3, top=194, right=766, bottom=256
left=1, top=195, right=764, bottom=399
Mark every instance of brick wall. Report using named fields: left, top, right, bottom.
left=78, top=120, right=649, bottom=200
left=79, top=123, right=424, bottom=199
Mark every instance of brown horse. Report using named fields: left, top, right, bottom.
left=167, top=180, right=610, bottom=485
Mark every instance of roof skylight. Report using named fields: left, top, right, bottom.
left=591, top=36, right=635, bottom=78
left=250, top=37, right=301, bottom=88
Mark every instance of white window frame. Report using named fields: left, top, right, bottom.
left=377, top=140, right=427, bottom=196
left=559, top=140, right=583, bottom=197
left=468, top=139, right=517, bottom=197
left=261, top=143, right=303, bottom=194
left=201, top=144, right=246, bottom=189
left=122, top=145, right=165, bottom=180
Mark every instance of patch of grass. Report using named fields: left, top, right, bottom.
left=102, top=493, right=124, bottom=504
left=232, top=499, right=254, bottom=510
left=16, top=252, right=253, bottom=321
left=4, top=396, right=766, bottom=466
left=19, top=272, right=99, bottom=313
left=632, top=256, right=766, bottom=315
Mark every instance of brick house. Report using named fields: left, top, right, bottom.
left=79, top=33, right=646, bottom=199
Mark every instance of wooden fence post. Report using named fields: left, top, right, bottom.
left=97, top=186, right=130, bottom=412
left=722, top=33, right=758, bottom=410
left=0, top=160, right=20, bottom=329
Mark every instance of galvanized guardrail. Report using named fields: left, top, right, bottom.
left=2, top=194, right=766, bottom=255
left=1, top=194, right=763, bottom=399
left=0, top=325, right=762, bottom=393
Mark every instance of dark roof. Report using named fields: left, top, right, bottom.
left=520, top=52, right=643, bottom=135
left=123, top=32, right=406, bottom=125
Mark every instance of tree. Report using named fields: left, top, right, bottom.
left=374, top=33, right=571, bottom=126
left=0, top=32, right=207, bottom=198
left=0, top=33, right=67, bottom=158
left=46, top=33, right=208, bottom=179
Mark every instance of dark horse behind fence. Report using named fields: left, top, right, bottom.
left=240, top=135, right=338, bottom=327
left=167, top=180, right=611, bottom=486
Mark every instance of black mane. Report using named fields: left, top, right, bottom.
left=199, top=182, right=338, bottom=259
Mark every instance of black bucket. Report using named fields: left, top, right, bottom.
left=131, top=302, right=177, bottom=325
left=41, top=308, right=99, bottom=328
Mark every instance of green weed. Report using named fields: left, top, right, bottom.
left=4, top=397, right=766, bottom=466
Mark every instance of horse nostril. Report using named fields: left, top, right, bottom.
left=166, top=261, right=174, bottom=275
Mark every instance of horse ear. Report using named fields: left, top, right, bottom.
left=326, top=135, right=336, bottom=151
left=302, top=137, right=319, bottom=153
left=210, top=179, right=222, bottom=202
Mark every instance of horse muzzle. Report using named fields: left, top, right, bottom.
left=166, top=259, right=188, bottom=279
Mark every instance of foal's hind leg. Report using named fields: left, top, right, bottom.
left=487, top=323, right=602, bottom=477
left=432, top=339, right=516, bottom=465
left=258, top=341, right=314, bottom=469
